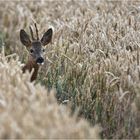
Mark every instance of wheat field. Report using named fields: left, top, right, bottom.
left=0, top=0, right=140, bottom=139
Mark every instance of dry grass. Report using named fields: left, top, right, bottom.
left=0, top=52, right=100, bottom=139
left=0, top=0, right=140, bottom=139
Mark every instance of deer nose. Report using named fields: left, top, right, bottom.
left=36, top=57, right=44, bottom=64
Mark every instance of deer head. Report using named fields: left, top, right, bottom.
left=20, top=23, right=53, bottom=65
left=20, top=23, right=53, bottom=82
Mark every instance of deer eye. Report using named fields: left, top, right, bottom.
left=42, top=49, right=45, bottom=52
left=30, top=49, right=34, bottom=53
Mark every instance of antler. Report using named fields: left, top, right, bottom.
left=29, top=26, right=35, bottom=40
left=34, top=23, right=39, bottom=40
left=29, top=23, right=39, bottom=41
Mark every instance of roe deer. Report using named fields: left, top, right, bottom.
left=20, top=23, right=53, bottom=82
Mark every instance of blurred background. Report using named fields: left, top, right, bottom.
left=0, top=0, right=140, bottom=139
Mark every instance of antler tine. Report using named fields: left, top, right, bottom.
left=29, top=26, right=35, bottom=40
left=34, top=23, right=39, bottom=40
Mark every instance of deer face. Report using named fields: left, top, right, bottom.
left=20, top=24, right=53, bottom=65
left=30, top=41, right=44, bottom=64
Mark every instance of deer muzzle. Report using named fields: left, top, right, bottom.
left=36, top=57, right=44, bottom=65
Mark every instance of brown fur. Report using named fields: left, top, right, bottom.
left=20, top=24, right=53, bottom=82
left=22, top=58, right=39, bottom=82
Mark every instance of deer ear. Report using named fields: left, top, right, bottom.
left=41, top=28, right=53, bottom=46
left=20, top=29, right=31, bottom=47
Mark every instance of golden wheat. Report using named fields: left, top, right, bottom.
left=0, top=0, right=140, bottom=139
left=0, top=53, right=100, bottom=139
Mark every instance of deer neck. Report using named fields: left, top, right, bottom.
left=22, top=58, right=39, bottom=82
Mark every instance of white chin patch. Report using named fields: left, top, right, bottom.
left=37, top=62, right=44, bottom=65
